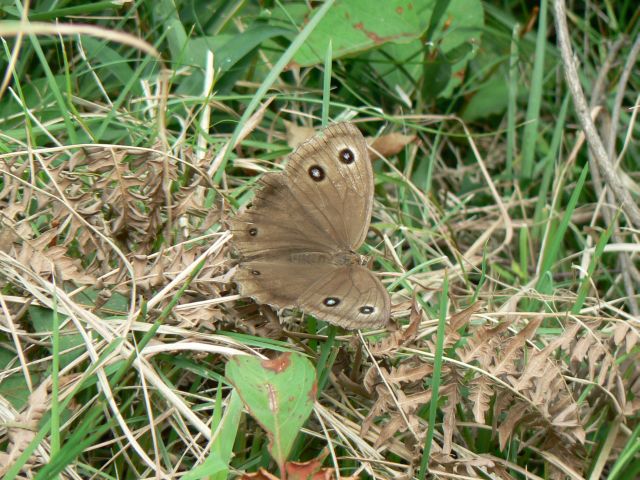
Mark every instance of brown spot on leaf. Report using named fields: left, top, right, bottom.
left=396, top=6, right=404, bottom=14
left=261, top=352, right=291, bottom=373
left=308, top=381, right=318, bottom=402
left=352, top=21, right=413, bottom=44
left=366, top=30, right=384, bottom=43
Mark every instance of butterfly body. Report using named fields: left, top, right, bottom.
left=231, top=123, right=390, bottom=329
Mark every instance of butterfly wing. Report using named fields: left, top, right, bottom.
left=231, top=122, right=389, bottom=330
left=231, top=123, right=374, bottom=258
left=297, top=264, right=390, bottom=329
left=235, top=258, right=389, bottom=329
left=284, top=122, right=374, bottom=250
left=230, top=173, right=338, bottom=259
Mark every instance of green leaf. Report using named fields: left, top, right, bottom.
left=226, top=352, right=317, bottom=468
left=177, top=25, right=292, bottom=94
left=462, top=77, right=509, bottom=121
left=366, top=0, right=484, bottom=100
left=290, top=0, right=434, bottom=67
left=29, top=306, right=84, bottom=369
left=0, top=347, right=40, bottom=409
left=520, top=0, right=549, bottom=180
left=422, top=0, right=484, bottom=98
left=183, top=390, right=243, bottom=480
left=77, top=36, right=141, bottom=97
left=536, top=164, right=589, bottom=292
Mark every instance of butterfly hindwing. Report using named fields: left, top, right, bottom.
left=235, top=259, right=389, bottom=329
left=297, top=264, right=390, bottom=329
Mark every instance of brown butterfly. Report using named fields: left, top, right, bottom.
left=230, top=123, right=390, bottom=329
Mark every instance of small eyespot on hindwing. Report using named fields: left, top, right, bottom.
left=323, top=297, right=340, bottom=307
left=308, top=165, right=325, bottom=181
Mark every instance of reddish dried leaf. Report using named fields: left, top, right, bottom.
left=470, top=376, right=492, bottom=423
left=497, top=407, right=527, bottom=450
left=387, top=362, right=433, bottom=386
left=368, top=132, right=416, bottom=159
left=443, top=302, right=481, bottom=349
left=491, top=317, right=542, bottom=377
left=284, top=449, right=330, bottom=480
left=0, top=382, right=49, bottom=476
left=441, top=382, right=460, bottom=454
left=238, top=467, right=279, bottom=480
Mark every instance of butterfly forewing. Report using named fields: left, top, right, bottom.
left=230, top=173, right=335, bottom=259
left=285, top=122, right=374, bottom=250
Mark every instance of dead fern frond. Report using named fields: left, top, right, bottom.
left=0, top=381, right=49, bottom=476
left=9, top=230, right=96, bottom=284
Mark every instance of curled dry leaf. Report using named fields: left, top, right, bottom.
left=430, top=453, right=497, bottom=479
left=369, top=299, right=422, bottom=357
left=12, top=231, right=96, bottom=284
left=367, top=132, right=416, bottom=160
left=441, top=374, right=461, bottom=454
left=84, top=146, right=174, bottom=250
left=612, top=322, right=639, bottom=352
left=363, top=300, right=592, bottom=474
left=374, top=409, right=425, bottom=450
left=362, top=361, right=434, bottom=446
left=238, top=468, right=279, bottom=480
left=238, top=449, right=359, bottom=480
left=363, top=303, right=480, bottom=455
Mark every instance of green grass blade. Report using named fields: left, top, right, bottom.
left=520, top=0, right=548, bottom=180
left=537, top=163, right=589, bottom=289
left=419, top=272, right=449, bottom=478
left=322, top=39, right=332, bottom=127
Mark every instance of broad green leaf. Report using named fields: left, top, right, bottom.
left=420, top=0, right=484, bottom=98
left=77, top=36, right=141, bottom=97
left=29, top=306, right=84, bottom=369
left=462, top=77, right=509, bottom=121
left=176, top=26, right=292, bottom=95
left=226, top=352, right=316, bottom=467
left=281, top=0, right=483, bottom=100
left=0, top=347, right=40, bottom=409
left=290, top=0, right=433, bottom=67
